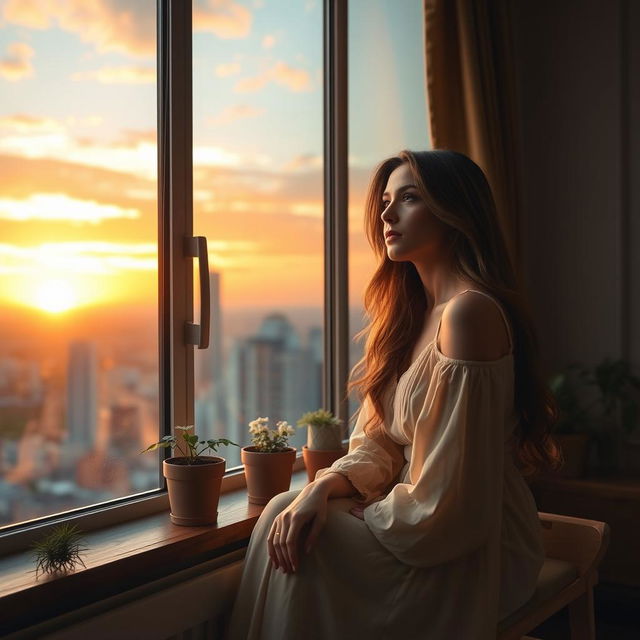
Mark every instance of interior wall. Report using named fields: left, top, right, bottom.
left=510, top=0, right=638, bottom=376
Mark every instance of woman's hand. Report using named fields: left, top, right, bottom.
left=349, top=505, right=366, bottom=520
left=267, top=485, right=329, bottom=574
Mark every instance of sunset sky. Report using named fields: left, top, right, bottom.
left=0, top=0, right=429, bottom=314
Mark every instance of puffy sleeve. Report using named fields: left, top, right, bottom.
left=363, top=359, right=508, bottom=568
left=314, top=393, right=405, bottom=504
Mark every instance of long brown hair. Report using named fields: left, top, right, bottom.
left=347, top=149, right=562, bottom=477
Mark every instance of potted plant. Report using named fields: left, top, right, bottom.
left=296, top=409, right=346, bottom=483
left=241, top=417, right=297, bottom=504
left=548, top=364, right=594, bottom=478
left=589, top=357, right=640, bottom=474
left=548, top=357, right=640, bottom=477
left=142, top=426, right=239, bottom=526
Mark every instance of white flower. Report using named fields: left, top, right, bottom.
left=249, top=423, right=268, bottom=435
left=249, top=416, right=271, bottom=435
left=276, top=420, right=295, bottom=436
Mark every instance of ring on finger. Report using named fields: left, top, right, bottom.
left=272, top=528, right=288, bottom=572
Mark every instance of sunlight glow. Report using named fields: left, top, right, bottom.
left=35, top=279, right=77, bottom=313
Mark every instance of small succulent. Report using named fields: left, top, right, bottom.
left=33, top=523, right=88, bottom=578
left=142, top=425, right=239, bottom=465
left=296, top=409, right=343, bottom=429
left=296, top=408, right=344, bottom=451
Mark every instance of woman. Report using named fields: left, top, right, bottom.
left=224, top=149, right=562, bottom=640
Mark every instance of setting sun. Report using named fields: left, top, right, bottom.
left=35, top=279, right=77, bottom=313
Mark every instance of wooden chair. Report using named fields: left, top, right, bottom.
left=497, top=511, right=610, bottom=640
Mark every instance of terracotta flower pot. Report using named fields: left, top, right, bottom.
left=241, top=446, right=297, bottom=505
left=163, top=456, right=225, bottom=526
left=302, top=445, right=347, bottom=483
left=555, top=433, right=591, bottom=478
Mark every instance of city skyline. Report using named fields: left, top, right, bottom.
left=0, top=291, right=361, bottom=527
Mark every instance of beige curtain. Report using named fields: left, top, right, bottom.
left=423, top=0, right=522, bottom=276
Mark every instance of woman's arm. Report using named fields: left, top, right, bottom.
left=308, top=470, right=358, bottom=499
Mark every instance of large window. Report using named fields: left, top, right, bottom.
left=192, top=0, right=324, bottom=469
left=347, top=0, right=430, bottom=429
left=0, top=0, right=425, bottom=536
left=0, top=1, right=160, bottom=528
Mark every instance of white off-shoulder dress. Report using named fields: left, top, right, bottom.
left=224, top=290, right=545, bottom=640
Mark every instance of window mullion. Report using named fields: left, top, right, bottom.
left=166, top=0, right=194, bottom=437
left=323, top=0, right=349, bottom=431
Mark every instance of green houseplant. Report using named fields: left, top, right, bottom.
left=241, top=417, right=297, bottom=504
left=588, top=357, right=640, bottom=473
left=297, top=409, right=346, bottom=483
left=32, top=523, right=88, bottom=578
left=142, top=426, right=239, bottom=525
left=549, top=357, right=640, bottom=476
left=548, top=363, right=593, bottom=478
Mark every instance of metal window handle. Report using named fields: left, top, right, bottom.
left=184, top=236, right=210, bottom=349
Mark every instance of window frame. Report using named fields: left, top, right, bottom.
left=0, top=0, right=349, bottom=557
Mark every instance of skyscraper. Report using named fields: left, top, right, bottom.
left=66, top=340, right=98, bottom=452
left=226, top=313, right=323, bottom=457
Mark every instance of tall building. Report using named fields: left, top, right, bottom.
left=226, top=313, right=323, bottom=458
left=109, top=404, right=141, bottom=455
left=305, top=326, right=323, bottom=413
left=66, top=341, right=98, bottom=452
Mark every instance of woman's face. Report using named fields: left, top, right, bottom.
left=380, top=163, right=450, bottom=264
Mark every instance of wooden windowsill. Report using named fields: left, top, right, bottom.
left=0, top=469, right=310, bottom=636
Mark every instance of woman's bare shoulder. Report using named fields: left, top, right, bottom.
left=439, top=291, right=510, bottom=361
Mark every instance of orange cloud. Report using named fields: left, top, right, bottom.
left=215, top=61, right=241, bottom=77
left=262, top=34, right=276, bottom=48
left=207, top=104, right=265, bottom=126
left=118, top=129, right=157, bottom=147
left=65, top=115, right=103, bottom=128
left=1, top=136, right=158, bottom=180
left=0, top=42, right=35, bottom=81
left=2, top=0, right=155, bottom=58
left=234, top=61, right=312, bottom=93
left=0, top=114, right=62, bottom=132
left=0, top=193, right=140, bottom=224
left=272, top=62, right=311, bottom=91
left=0, top=241, right=157, bottom=275
left=281, top=153, right=322, bottom=172
left=193, top=0, right=252, bottom=39
left=233, top=72, right=269, bottom=93
left=71, top=66, right=155, bottom=84
left=0, top=153, right=157, bottom=225
left=0, top=154, right=375, bottom=310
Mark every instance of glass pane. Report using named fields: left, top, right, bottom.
left=192, top=0, right=324, bottom=468
left=0, top=1, right=160, bottom=527
left=348, top=0, right=431, bottom=432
